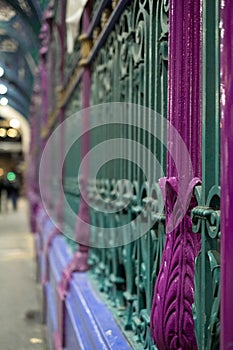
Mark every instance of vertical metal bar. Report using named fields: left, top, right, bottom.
left=73, top=5, right=92, bottom=270
left=202, top=0, right=220, bottom=200
left=167, top=0, right=201, bottom=178
left=200, top=219, right=206, bottom=349
left=193, top=2, right=220, bottom=349
left=56, top=109, right=65, bottom=228
left=220, top=1, right=233, bottom=347
left=151, top=1, right=202, bottom=348
left=55, top=0, right=67, bottom=228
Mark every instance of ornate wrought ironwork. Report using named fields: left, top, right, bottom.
left=30, top=0, right=223, bottom=349
left=63, top=85, right=82, bottom=251
left=192, top=186, right=220, bottom=350
left=86, top=1, right=168, bottom=348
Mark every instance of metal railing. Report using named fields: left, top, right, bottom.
left=30, top=0, right=222, bottom=348
left=86, top=1, right=168, bottom=349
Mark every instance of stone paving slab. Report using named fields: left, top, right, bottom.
left=0, top=198, right=47, bottom=350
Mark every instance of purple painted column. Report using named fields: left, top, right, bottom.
left=220, top=1, right=233, bottom=348
left=150, top=1, right=202, bottom=349
left=54, top=109, right=65, bottom=229
left=39, top=11, right=52, bottom=213
left=39, top=17, right=49, bottom=140
left=28, top=70, right=42, bottom=222
left=27, top=102, right=37, bottom=233
left=72, top=68, right=91, bottom=270
left=56, top=5, right=92, bottom=348
left=30, top=111, right=40, bottom=232
left=69, top=6, right=92, bottom=272
left=53, top=0, right=67, bottom=231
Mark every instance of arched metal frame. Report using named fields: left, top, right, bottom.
left=0, top=0, right=47, bottom=118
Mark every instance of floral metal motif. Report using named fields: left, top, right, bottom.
left=112, top=0, right=119, bottom=10
left=79, top=33, right=93, bottom=66
left=191, top=186, right=220, bottom=350
left=100, top=8, right=111, bottom=29
left=151, top=177, right=201, bottom=350
left=92, top=26, right=101, bottom=43
left=87, top=1, right=169, bottom=349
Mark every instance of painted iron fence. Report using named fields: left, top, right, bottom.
left=28, top=0, right=229, bottom=349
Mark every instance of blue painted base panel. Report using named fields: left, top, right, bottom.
left=65, top=273, right=132, bottom=350
left=37, top=219, right=132, bottom=349
left=45, top=282, right=58, bottom=350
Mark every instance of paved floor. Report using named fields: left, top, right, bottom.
left=0, top=197, right=47, bottom=350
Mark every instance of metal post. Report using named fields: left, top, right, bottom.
left=151, top=1, right=202, bottom=348
left=73, top=5, right=92, bottom=271
left=220, top=1, right=233, bottom=348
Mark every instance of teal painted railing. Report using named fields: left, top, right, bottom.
left=30, top=0, right=223, bottom=348
left=62, top=0, right=221, bottom=348
left=63, top=85, right=82, bottom=251
left=87, top=1, right=168, bottom=349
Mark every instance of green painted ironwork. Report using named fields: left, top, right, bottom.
left=63, top=85, right=82, bottom=252
left=52, top=0, right=222, bottom=348
left=87, top=1, right=168, bottom=349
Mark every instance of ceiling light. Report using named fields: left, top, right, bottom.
left=0, top=67, right=4, bottom=77
left=0, top=97, right=8, bottom=106
left=0, top=128, right=6, bottom=137
left=30, top=338, right=43, bottom=344
left=0, top=84, right=7, bottom=94
left=7, top=128, right=18, bottom=138
left=9, top=118, right=20, bottom=128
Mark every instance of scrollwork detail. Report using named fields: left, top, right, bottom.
left=191, top=186, right=220, bottom=239
left=160, top=0, right=169, bottom=39
left=132, top=2, right=149, bottom=67
left=118, top=11, right=132, bottom=79
left=191, top=185, right=220, bottom=349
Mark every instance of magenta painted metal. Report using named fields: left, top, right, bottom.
left=56, top=5, right=92, bottom=348
left=220, top=1, right=233, bottom=348
left=39, top=21, right=49, bottom=131
left=150, top=1, right=202, bottom=349
left=53, top=1, right=67, bottom=231
left=57, top=0, right=67, bottom=86
left=166, top=1, right=202, bottom=178
left=27, top=71, right=43, bottom=234
left=73, top=66, right=91, bottom=270
left=38, top=11, right=53, bottom=210
left=53, top=20, right=66, bottom=224
left=42, top=1, right=68, bottom=285
left=72, top=6, right=92, bottom=272
left=55, top=109, right=66, bottom=228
